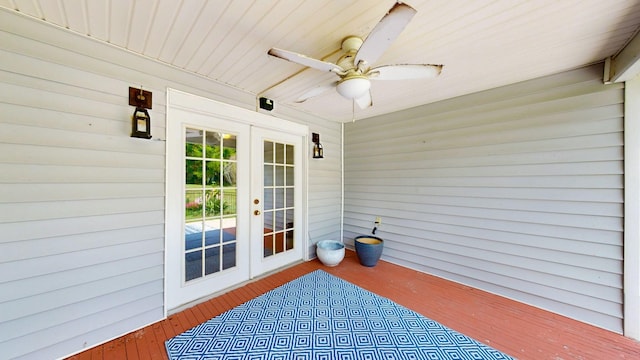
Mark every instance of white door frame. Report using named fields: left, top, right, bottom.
left=164, top=88, right=309, bottom=314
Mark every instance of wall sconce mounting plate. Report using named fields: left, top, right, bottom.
left=129, top=87, right=152, bottom=109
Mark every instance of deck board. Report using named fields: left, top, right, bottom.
left=67, top=251, right=640, bottom=360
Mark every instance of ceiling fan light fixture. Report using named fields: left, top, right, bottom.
left=336, top=77, right=371, bottom=99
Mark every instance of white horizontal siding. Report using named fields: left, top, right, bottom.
left=306, top=127, right=343, bottom=257
left=343, top=63, right=625, bottom=333
left=0, top=9, right=341, bottom=360
left=0, top=250, right=164, bottom=300
left=5, top=294, right=163, bottom=360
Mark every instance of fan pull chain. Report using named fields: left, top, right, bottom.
left=352, top=99, right=356, bottom=123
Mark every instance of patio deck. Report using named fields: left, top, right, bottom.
left=67, top=250, right=640, bottom=359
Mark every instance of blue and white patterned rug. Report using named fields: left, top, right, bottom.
left=165, top=270, right=515, bottom=359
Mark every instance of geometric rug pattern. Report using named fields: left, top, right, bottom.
left=165, top=270, right=515, bottom=359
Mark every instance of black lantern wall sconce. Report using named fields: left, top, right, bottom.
left=312, top=132, right=324, bottom=159
left=129, top=86, right=152, bottom=139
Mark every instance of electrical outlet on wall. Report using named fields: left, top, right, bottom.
left=375, top=216, right=382, bottom=225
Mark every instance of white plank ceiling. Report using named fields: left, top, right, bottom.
left=2, top=0, right=640, bottom=122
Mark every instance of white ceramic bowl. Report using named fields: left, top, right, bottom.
left=316, top=240, right=346, bottom=267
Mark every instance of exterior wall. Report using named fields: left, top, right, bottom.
left=343, top=63, right=625, bottom=333
left=0, top=11, right=341, bottom=360
left=624, top=76, right=640, bottom=339
left=307, top=124, right=343, bottom=258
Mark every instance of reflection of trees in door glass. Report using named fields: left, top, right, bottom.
left=184, top=128, right=238, bottom=282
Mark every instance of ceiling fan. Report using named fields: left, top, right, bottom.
left=267, top=1, right=443, bottom=109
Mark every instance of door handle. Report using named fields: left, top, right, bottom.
left=254, top=210, right=261, bottom=216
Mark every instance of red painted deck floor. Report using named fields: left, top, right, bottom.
left=67, top=250, right=640, bottom=359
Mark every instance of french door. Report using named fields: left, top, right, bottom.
left=166, top=90, right=306, bottom=311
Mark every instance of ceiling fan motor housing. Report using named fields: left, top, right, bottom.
left=341, top=36, right=363, bottom=52
left=336, top=37, right=364, bottom=72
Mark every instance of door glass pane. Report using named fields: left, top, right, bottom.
left=185, top=160, right=202, bottom=185
left=264, top=188, right=274, bottom=210
left=264, top=210, right=274, bottom=232
left=264, top=165, right=273, bottom=186
left=263, top=233, right=274, bottom=257
left=185, top=250, right=202, bottom=281
left=286, top=144, right=294, bottom=165
left=275, top=143, right=285, bottom=163
left=185, top=128, right=203, bottom=156
left=275, top=188, right=284, bottom=208
left=264, top=141, right=274, bottom=163
left=184, top=127, right=238, bottom=283
left=286, top=167, right=294, bottom=186
left=286, top=188, right=294, bottom=207
left=222, top=133, right=236, bottom=159
left=285, top=230, right=294, bottom=250
left=204, top=189, right=221, bottom=217
left=275, top=209, right=284, bottom=231
left=222, top=189, right=237, bottom=216
left=263, top=140, right=294, bottom=258
left=286, top=209, right=294, bottom=230
left=275, top=165, right=285, bottom=186
left=223, top=162, right=237, bottom=186
left=205, top=161, right=221, bottom=186
left=223, top=243, right=236, bottom=270
left=205, top=247, right=220, bottom=275
left=205, top=132, right=221, bottom=158
left=185, top=232, right=202, bottom=251
left=204, top=218, right=221, bottom=246
left=275, top=232, right=284, bottom=254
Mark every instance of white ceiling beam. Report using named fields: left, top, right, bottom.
left=605, top=30, right=640, bottom=83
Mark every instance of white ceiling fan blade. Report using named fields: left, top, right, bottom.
left=295, top=81, right=338, bottom=103
left=354, top=2, right=417, bottom=66
left=355, top=90, right=373, bottom=109
left=368, top=64, right=443, bottom=80
left=268, top=48, right=344, bottom=73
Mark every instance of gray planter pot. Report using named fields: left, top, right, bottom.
left=354, top=235, right=384, bottom=267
